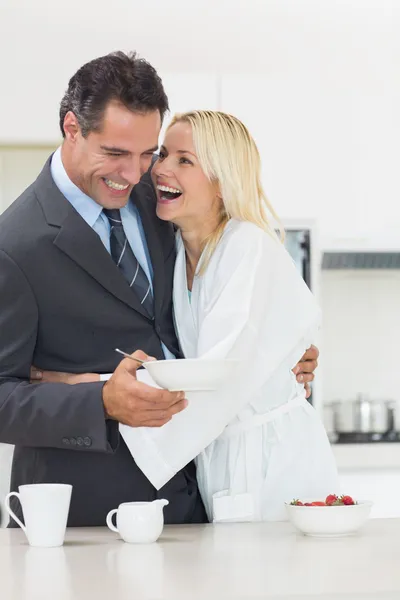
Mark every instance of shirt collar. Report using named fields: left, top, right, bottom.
left=50, top=146, right=103, bottom=227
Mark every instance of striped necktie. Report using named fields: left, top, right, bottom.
left=103, top=209, right=154, bottom=318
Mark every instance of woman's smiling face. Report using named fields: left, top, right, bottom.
left=152, top=121, right=221, bottom=228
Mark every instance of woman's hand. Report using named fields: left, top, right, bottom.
left=292, top=345, right=319, bottom=398
left=30, top=366, right=100, bottom=385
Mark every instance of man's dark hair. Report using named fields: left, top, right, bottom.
left=59, top=51, right=169, bottom=137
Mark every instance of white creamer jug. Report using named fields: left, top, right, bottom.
left=106, top=499, right=169, bottom=543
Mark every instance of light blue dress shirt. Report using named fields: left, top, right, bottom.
left=50, top=147, right=175, bottom=360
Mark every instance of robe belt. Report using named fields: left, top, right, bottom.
left=219, top=393, right=313, bottom=440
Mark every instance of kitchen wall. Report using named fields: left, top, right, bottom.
left=1, top=0, right=399, bottom=243
left=0, top=5, right=398, bottom=392
left=0, top=2, right=397, bottom=403
left=0, top=0, right=399, bottom=519
left=320, top=269, right=400, bottom=405
left=0, top=146, right=57, bottom=210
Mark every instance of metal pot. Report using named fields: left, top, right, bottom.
left=330, top=394, right=393, bottom=434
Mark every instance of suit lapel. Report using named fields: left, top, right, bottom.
left=53, top=212, right=151, bottom=318
left=34, top=157, right=151, bottom=320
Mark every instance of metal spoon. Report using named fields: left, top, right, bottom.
left=115, top=348, right=146, bottom=365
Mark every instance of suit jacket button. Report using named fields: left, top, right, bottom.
left=70, top=437, right=77, bottom=446
left=83, top=437, right=92, bottom=447
left=76, top=437, right=84, bottom=446
left=62, top=438, right=70, bottom=445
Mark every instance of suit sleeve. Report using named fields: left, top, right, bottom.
left=0, top=249, right=118, bottom=452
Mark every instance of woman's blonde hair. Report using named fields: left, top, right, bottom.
left=167, top=110, right=284, bottom=272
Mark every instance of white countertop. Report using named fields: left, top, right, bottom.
left=1, top=520, right=400, bottom=599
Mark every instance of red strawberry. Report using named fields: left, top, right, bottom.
left=325, top=494, right=338, bottom=506
left=340, top=495, right=355, bottom=505
left=290, top=499, right=304, bottom=506
left=304, top=503, right=312, bottom=506
left=311, top=501, right=326, bottom=506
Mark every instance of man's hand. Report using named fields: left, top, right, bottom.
left=292, top=345, right=319, bottom=398
left=102, top=350, right=187, bottom=427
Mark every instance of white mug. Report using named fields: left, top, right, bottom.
left=5, top=483, right=72, bottom=547
left=106, top=499, right=169, bottom=544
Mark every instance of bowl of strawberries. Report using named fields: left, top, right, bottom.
left=285, top=494, right=373, bottom=537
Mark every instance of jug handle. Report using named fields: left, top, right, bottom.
left=106, top=509, right=119, bottom=533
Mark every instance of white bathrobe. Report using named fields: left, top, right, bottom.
left=121, top=219, right=339, bottom=522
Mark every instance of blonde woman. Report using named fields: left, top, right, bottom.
left=32, top=111, right=338, bottom=522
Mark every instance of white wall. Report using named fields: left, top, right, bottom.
left=0, top=0, right=399, bottom=244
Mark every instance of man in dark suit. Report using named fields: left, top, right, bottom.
left=0, top=51, right=319, bottom=527
left=0, top=51, right=206, bottom=526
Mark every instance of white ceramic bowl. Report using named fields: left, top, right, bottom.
left=285, top=499, right=373, bottom=537
left=143, top=358, right=240, bottom=391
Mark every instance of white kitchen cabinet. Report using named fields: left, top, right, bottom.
left=0, top=444, right=13, bottom=527
left=333, top=444, right=400, bottom=519
left=339, top=468, right=400, bottom=519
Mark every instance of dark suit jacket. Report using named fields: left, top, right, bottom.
left=0, top=157, right=206, bottom=527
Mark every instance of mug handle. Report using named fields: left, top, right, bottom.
left=5, top=492, right=26, bottom=532
left=106, top=509, right=118, bottom=533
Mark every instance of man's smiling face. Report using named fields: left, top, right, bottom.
left=63, top=100, right=161, bottom=209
